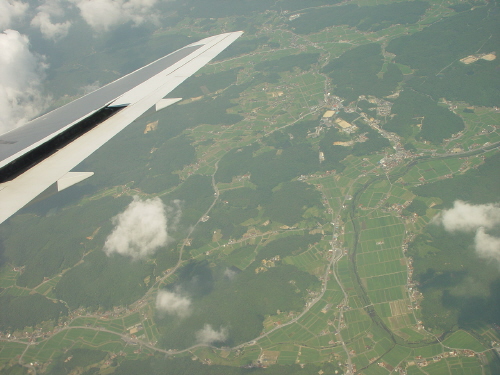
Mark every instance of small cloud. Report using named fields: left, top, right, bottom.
left=0, top=29, right=49, bottom=134
left=71, top=0, right=159, bottom=32
left=31, top=12, right=71, bottom=40
left=475, top=227, right=500, bottom=264
left=0, top=0, right=28, bottom=30
left=166, top=199, right=182, bottom=232
left=195, top=324, right=228, bottom=345
left=223, top=268, right=236, bottom=280
left=435, top=200, right=500, bottom=266
left=434, top=200, right=500, bottom=232
left=104, top=196, right=169, bottom=260
left=104, top=197, right=182, bottom=260
left=30, top=0, right=71, bottom=41
left=156, top=290, right=191, bottom=318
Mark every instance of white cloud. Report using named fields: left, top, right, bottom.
left=104, top=197, right=183, bottom=260
left=104, top=196, right=169, bottom=260
left=31, top=0, right=71, bottom=40
left=166, top=199, right=182, bottom=231
left=0, top=29, right=49, bottom=134
left=156, top=290, right=192, bottom=318
left=435, top=200, right=500, bottom=266
left=0, top=0, right=28, bottom=30
left=195, top=324, right=228, bottom=345
left=71, top=0, right=159, bottom=32
left=475, top=227, right=500, bottom=264
left=435, top=200, right=500, bottom=232
left=223, top=267, right=236, bottom=280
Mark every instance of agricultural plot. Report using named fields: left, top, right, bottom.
left=0, top=342, right=25, bottom=362
left=397, top=327, right=429, bottom=342
left=283, top=242, right=326, bottom=275
left=381, top=344, right=412, bottom=368
left=412, top=343, right=445, bottom=359
left=280, top=323, right=317, bottom=344
left=340, top=309, right=372, bottom=342
left=0, top=268, right=19, bottom=288
left=442, top=330, right=486, bottom=352
left=34, top=275, right=62, bottom=296
left=357, top=179, right=391, bottom=209
left=349, top=335, right=395, bottom=372
left=445, top=107, right=500, bottom=151
left=400, top=157, right=466, bottom=185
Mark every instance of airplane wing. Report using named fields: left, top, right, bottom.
left=0, top=31, right=243, bottom=224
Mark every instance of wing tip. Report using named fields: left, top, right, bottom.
left=189, top=31, right=244, bottom=47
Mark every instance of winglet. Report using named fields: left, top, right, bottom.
left=57, top=172, right=94, bottom=192
left=155, top=98, right=182, bottom=111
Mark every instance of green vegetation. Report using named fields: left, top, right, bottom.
left=165, top=174, right=216, bottom=228
left=0, top=294, right=67, bottom=332
left=255, top=53, right=320, bottom=73
left=263, top=130, right=293, bottom=149
left=49, top=349, right=107, bottom=375
left=386, top=3, right=500, bottom=107
left=175, top=0, right=343, bottom=18
left=408, top=226, right=500, bottom=332
left=214, top=37, right=272, bottom=61
left=384, top=89, right=464, bottom=143
left=157, top=263, right=320, bottom=349
left=221, top=187, right=262, bottom=208
left=54, top=250, right=155, bottom=310
left=264, top=182, right=322, bottom=226
left=225, top=245, right=257, bottom=269
left=215, top=144, right=257, bottom=184
left=0, top=365, right=28, bottom=375
left=254, top=234, right=321, bottom=264
left=318, top=127, right=350, bottom=172
left=112, top=356, right=341, bottom=375
left=403, top=199, right=427, bottom=217
left=413, top=153, right=500, bottom=205
left=288, top=120, right=320, bottom=141
left=176, top=0, right=276, bottom=18
left=136, top=135, right=196, bottom=194
left=290, top=1, right=430, bottom=34
left=82, top=95, right=243, bottom=191
left=168, top=68, right=241, bottom=98
left=352, top=123, right=391, bottom=156
left=251, top=144, right=320, bottom=190
left=191, top=181, right=321, bottom=248
left=322, top=44, right=402, bottom=102
left=215, top=142, right=321, bottom=191
left=191, top=204, right=258, bottom=248
left=0, top=196, right=129, bottom=288
left=442, top=330, right=486, bottom=352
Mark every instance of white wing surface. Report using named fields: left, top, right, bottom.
left=0, top=31, right=243, bottom=224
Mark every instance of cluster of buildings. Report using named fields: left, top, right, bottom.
left=373, top=348, right=483, bottom=374
left=408, top=349, right=480, bottom=369
left=358, top=95, right=392, bottom=117
left=254, top=256, right=281, bottom=274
